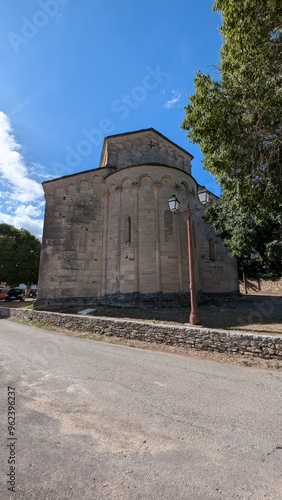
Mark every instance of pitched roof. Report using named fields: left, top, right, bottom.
left=99, top=127, right=193, bottom=168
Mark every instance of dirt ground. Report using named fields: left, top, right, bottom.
left=58, top=293, right=282, bottom=335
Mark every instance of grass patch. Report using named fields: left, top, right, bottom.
left=266, top=362, right=281, bottom=370
left=73, top=331, right=129, bottom=346
left=23, top=302, right=34, bottom=310
left=240, top=360, right=255, bottom=367
left=10, top=318, right=55, bottom=331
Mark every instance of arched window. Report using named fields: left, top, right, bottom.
left=124, top=215, right=131, bottom=243
left=209, top=238, right=215, bottom=261
left=79, top=227, right=88, bottom=253
left=164, top=210, right=173, bottom=242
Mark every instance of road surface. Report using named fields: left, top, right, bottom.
left=0, top=319, right=281, bottom=499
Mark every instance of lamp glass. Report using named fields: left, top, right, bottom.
left=198, top=189, right=210, bottom=205
left=168, top=195, right=180, bottom=213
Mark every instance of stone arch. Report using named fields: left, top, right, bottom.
left=149, top=139, right=159, bottom=150
left=160, top=175, right=174, bottom=187
left=108, top=183, right=116, bottom=195
left=67, top=184, right=77, bottom=195
left=180, top=180, right=189, bottom=191
left=177, top=155, right=184, bottom=168
left=159, top=176, right=174, bottom=212
left=180, top=181, right=189, bottom=203
left=138, top=174, right=154, bottom=187
left=91, top=175, right=100, bottom=189
left=168, top=149, right=176, bottom=160
left=134, top=138, right=142, bottom=148
left=121, top=176, right=132, bottom=189
left=54, top=187, right=64, bottom=197
left=120, top=177, right=133, bottom=215
left=160, top=176, right=174, bottom=205
left=80, top=180, right=89, bottom=192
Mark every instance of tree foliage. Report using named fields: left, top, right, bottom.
left=0, top=224, right=41, bottom=286
left=182, top=0, right=282, bottom=278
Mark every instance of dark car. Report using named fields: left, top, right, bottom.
left=5, top=288, right=25, bottom=302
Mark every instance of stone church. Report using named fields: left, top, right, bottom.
left=35, top=128, right=238, bottom=310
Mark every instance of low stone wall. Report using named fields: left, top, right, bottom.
left=1, top=307, right=282, bottom=360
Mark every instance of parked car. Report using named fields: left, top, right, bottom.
left=0, top=289, right=6, bottom=300
left=5, top=288, right=25, bottom=302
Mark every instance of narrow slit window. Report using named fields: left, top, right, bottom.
left=209, top=238, right=215, bottom=261
left=124, top=215, right=131, bottom=243
left=79, top=227, right=88, bottom=253
left=164, top=210, right=173, bottom=242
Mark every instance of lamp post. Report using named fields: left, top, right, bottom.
left=168, top=189, right=210, bottom=325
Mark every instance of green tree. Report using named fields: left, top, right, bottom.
left=182, top=0, right=282, bottom=278
left=0, top=224, right=41, bottom=286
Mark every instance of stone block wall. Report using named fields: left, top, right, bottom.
left=1, top=308, right=281, bottom=360
left=99, top=129, right=192, bottom=174
left=37, top=169, right=105, bottom=307
left=36, top=128, right=239, bottom=309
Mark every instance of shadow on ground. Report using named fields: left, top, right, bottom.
left=1, top=295, right=281, bottom=334
left=57, top=294, right=282, bottom=334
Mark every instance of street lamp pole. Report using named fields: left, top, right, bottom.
left=168, top=190, right=209, bottom=326
left=186, top=206, right=199, bottom=325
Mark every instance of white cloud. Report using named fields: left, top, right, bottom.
left=15, top=204, right=43, bottom=218
left=29, top=162, right=57, bottom=180
left=0, top=212, right=44, bottom=240
left=164, top=90, right=182, bottom=109
left=0, top=111, right=45, bottom=239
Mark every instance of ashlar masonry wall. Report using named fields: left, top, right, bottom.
left=36, top=128, right=239, bottom=310
left=38, top=168, right=105, bottom=307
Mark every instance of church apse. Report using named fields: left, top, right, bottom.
left=35, top=128, right=238, bottom=310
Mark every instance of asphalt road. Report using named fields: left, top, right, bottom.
left=0, top=319, right=281, bottom=500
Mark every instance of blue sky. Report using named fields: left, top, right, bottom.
left=0, top=0, right=222, bottom=238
